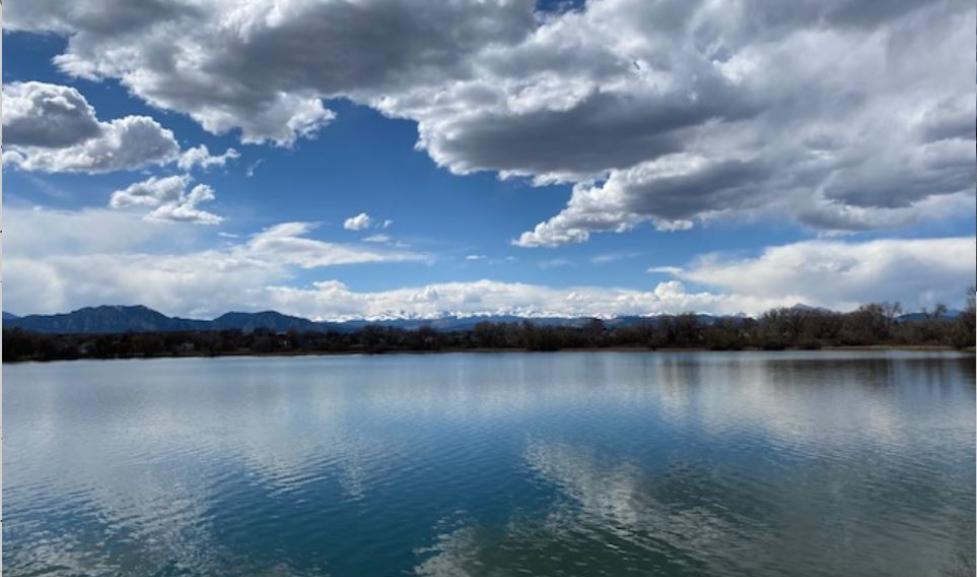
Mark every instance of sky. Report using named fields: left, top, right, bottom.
left=2, top=0, right=975, bottom=321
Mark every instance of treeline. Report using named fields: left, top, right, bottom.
left=3, top=300, right=974, bottom=362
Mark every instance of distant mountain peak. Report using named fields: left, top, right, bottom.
left=788, top=303, right=829, bottom=312
left=5, top=305, right=205, bottom=335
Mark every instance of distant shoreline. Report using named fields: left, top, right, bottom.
left=6, top=303, right=973, bottom=363
left=4, top=344, right=973, bottom=364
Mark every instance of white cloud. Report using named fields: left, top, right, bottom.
left=245, top=159, right=264, bottom=177
left=11, top=0, right=529, bottom=146
left=3, top=208, right=426, bottom=317
left=668, top=236, right=977, bottom=311
left=384, top=0, right=973, bottom=242
left=3, top=80, right=101, bottom=147
left=591, top=251, right=640, bottom=264
left=261, top=278, right=775, bottom=321
left=177, top=144, right=240, bottom=171
left=362, top=234, right=392, bottom=244
left=3, top=81, right=181, bottom=173
left=3, top=81, right=247, bottom=177
left=343, top=212, right=373, bottom=231
left=110, top=174, right=188, bottom=208
left=7, top=2, right=972, bottom=327
left=146, top=183, right=221, bottom=225
left=465, top=254, right=487, bottom=261
left=647, top=266, right=683, bottom=276
left=3, top=207, right=229, bottom=315
left=11, top=1, right=973, bottom=239
left=3, top=207, right=972, bottom=319
left=266, top=237, right=976, bottom=318
left=5, top=206, right=186, bottom=258
left=245, top=222, right=423, bottom=268
left=110, top=174, right=222, bottom=225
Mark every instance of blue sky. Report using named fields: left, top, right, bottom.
left=3, top=1, right=975, bottom=320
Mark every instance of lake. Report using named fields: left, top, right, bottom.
left=3, top=351, right=974, bottom=576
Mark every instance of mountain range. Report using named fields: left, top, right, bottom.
left=2, top=305, right=724, bottom=335
left=1, top=304, right=963, bottom=335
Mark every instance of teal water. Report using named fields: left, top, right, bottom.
left=3, top=351, right=974, bottom=577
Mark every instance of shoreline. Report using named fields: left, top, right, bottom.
left=5, top=344, right=973, bottom=364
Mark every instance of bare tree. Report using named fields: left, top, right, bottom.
left=880, top=301, right=902, bottom=325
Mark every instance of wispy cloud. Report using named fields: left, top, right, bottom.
left=537, top=258, right=572, bottom=270
left=647, top=266, right=683, bottom=275
left=4, top=208, right=428, bottom=317
left=590, top=251, right=642, bottom=265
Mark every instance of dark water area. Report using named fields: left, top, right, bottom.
left=4, top=351, right=974, bottom=576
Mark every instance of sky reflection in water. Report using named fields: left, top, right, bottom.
left=4, top=351, right=974, bottom=577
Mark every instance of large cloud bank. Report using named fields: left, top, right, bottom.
left=5, top=208, right=972, bottom=319
left=8, top=0, right=974, bottom=242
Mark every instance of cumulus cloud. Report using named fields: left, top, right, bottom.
left=177, top=144, right=240, bottom=171
left=514, top=155, right=744, bottom=246
left=146, top=184, right=221, bottom=225
left=3, top=81, right=246, bottom=177
left=343, top=212, right=373, bottom=231
left=4, top=0, right=196, bottom=34
left=110, top=174, right=222, bottom=224
left=664, top=237, right=977, bottom=311
left=10, top=0, right=972, bottom=239
left=3, top=81, right=181, bottom=173
left=260, top=278, right=773, bottom=321
left=10, top=0, right=532, bottom=145
left=109, top=174, right=187, bottom=208
left=3, top=80, right=101, bottom=147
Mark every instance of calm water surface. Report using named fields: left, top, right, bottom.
left=4, top=351, right=975, bottom=577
